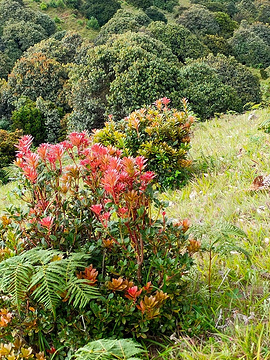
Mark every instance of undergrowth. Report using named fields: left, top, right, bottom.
left=0, top=108, right=270, bottom=358
left=158, top=107, right=270, bottom=359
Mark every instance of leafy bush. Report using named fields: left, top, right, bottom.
left=213, top=11, right=238, bottom=37
left=177, top=4, right=220, bottom=35
left=257, top=3, right=270, bottom=24
left=26, top=31, right=83, bottom=64
left=95, top=9, right=151, bottom=45
left=202, top=34, right=232, bottom=56
left=0, top=132, right=197, bottom=350
left=235, top=0, right=257, bottom=22
left=11, top=97, right=46, bottom=146
left=127, top=0, right=178, bottom=11
left=145, top=6, right=167, bottom=23
left=40, top=2, right=48, bottom=10
left=126, top=0, right=152, bottom=10
left=249, top=22, right=270, bottom=46
left=177, top=61, right=240, bottom=119
left=147, top=21, right=209, bottom=62
left=68, top=32, right=182, bottom=129
left=152, top=0, right=178, bottom=11
left=93, top=98, right=194, bottom=188
left=203, top=54, right=262, bottom=110
left=229, top=26, right=270, bottom=68
left=0, top=0, right=56, bottom=79
left=0, top=52, right=13, bottom=80
left=0, top=129, right=23, bottom=182
left=80, top=0, right=121, bottom=26
left=86, top=17, right=100, bottom=30
left=5, top=52, right=69, bottom=114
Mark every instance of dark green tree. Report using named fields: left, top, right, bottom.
left=95, top=9, right=151, bottom=45
left=178, top=5, right=220, bottom=35
left=80, top=0, right=121, bottom=26
left=68, top=32, right=182, bottom=130
left=147, top=21, right=209, bottom=62
left=11, top=98, right=46, bottom=146
left=177, top=61, right=240, bottom=119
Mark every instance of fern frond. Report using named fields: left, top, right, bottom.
left=258, top=118, right=270, bottom=133
left=22, top=248, right=63, bottom=265
left=63, top=252, right=92, bottom=285
left=190, top=221, right=247, bottom=240
left=189, top=221, right=249, bottom=258
left=29, top=259, right=66, bottom=317
left=0, top=248, right=100, bottom=315
left=0, top=256, right=34, bottom=312
left=74, top=339, right=145, bottom=360
left=216, top=222, right=247, bottom=239
left=66, top=277, right=100, bottom=309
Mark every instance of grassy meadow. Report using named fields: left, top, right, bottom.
left=156, top=107, right=270, bottom=359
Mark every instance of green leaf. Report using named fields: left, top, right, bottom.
left=66, top=277, right=100, bottom=309
left=74, top=339, right=145, bottom=360
left=0, top=256, right=34, bottom=313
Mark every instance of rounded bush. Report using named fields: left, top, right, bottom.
left=203, top=53, right=262, bottom=110
left=177, top=61, right=240, bottom=119
left=178, top=5, right=220, bottom=35
left=145, top=6, right=167, bottom=23
left=147, top=21, right=209, bottom=62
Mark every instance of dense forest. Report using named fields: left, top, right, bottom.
left=0, top=0, right=269, bottom=171
left=0, top=0, right=270, bottom=358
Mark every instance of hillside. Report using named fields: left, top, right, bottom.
left=0, top=0, right=270, bottom=357
left=1, top=108, right=270, bottom=358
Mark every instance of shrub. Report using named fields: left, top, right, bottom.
left=126, top=0, right=178, bottom=11
left=145, top=6, right=167, bottom=23
left=93, top=98, right=194, bottom=188
left=0, top=52, right=13, bottom=80
left=202, top=34, right=232, bottom=56
left=152, top=0, right=178, bottom=11
left=0, top=132, right=197, bottom=351
left=213, top=11, right=238, bottom=37
left=177, top=5, right=220, bottom=35
left=230, top=28, right=270, bottom=68
left=2, top=20, right=47, bottom=61
left=86, top=17, right=100, bottom=30
left=203, top=54, right=262, bottom=110
left=80, top=0, right=121, bottom=26
left=147, top=21, right=209, bottom=63
left=257, top=3, right=270, bottom=24
left=0, top=129, right=23, bottom=182
left=40, top=2, right=48, bottom=10
left=235, top=0, right=257, bottom=22
left=26, top=31, right=83, bottom=64
left=177, top=61, right=240, bottom=119
left=0, top=0, right=56, bottom=74
left=54, top=16, right=61, bottom=23
left=95, top=9, right=151, bottom=45
left=11, top=97, right=46, bottom=146
left=249, top=22, right=270, bottom=46
left=68, top=32, right=182, bottom=129
left=5, top=52, right=69, bottom=112
left=126, top=0, right=152, bottom=10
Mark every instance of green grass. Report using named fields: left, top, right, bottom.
left=0, top=181, right=21, bottom=213
left=156, top=107, right=270, bottom=359
left=23, top=0, right=99, bottom=40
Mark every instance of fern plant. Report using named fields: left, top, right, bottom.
left=0, top=248, right=100, bottom=318
left=189, top=221, right=249, bottom=295
left=73, top=339, right=145, bottom=360
left=258, top=117, right=270, bottom=134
